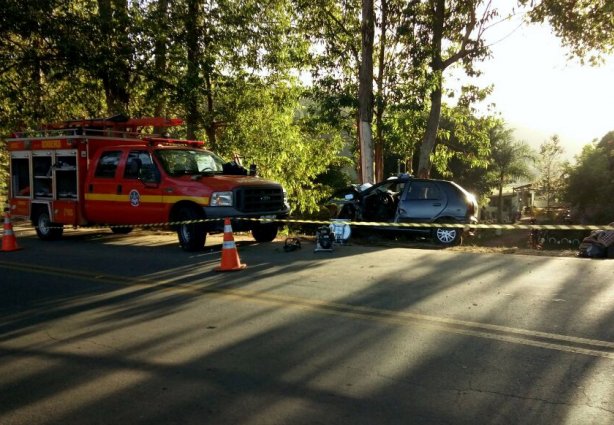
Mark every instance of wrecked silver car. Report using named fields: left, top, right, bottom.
left=327, top=174, right=479, bottom=246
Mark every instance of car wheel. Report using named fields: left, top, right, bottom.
left=433, top=226, right=461, bottom=246
left=176, top=206, right=206, bottom=251
left=252, top=222, right=278, bottom=242
left=34, top=210, right=63, bottom=241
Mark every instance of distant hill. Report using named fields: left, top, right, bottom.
left=508, top=124, right=596, bottom=163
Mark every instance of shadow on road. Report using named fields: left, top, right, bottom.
left=1, top=230, right=613, bottom=424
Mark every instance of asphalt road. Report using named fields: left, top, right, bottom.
left=1, top=227, right=613, bottom=425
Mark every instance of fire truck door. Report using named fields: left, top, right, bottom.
left=84, top=150, right=123, bottom=224
left=113, top=150, right=165, bottom=225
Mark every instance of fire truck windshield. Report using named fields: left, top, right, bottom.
left=155, top=149, right=225, bottom=177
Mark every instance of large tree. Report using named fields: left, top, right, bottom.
left=218, top=80, right=346, bottom=213
left=358, top=0, right=375, bottom=183
left=536, top=135, right=566, bottom=210
left=95, top=0, right=133, bottom=113
left=297, top=0, right=431, bottom=183
left=0, top=0, right=341, bottom=213
left=487, top=125, right=535, bottom=223
left=413, top=0, right=495, bottom=178
left=564, top=132, right=614, bottom=224
left=0, top=1, right=107, bottom=129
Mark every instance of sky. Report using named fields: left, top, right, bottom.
left=451, top=10, right=614, bottom=161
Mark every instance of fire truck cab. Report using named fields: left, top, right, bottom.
left=5, top=116, right=290, bottom=251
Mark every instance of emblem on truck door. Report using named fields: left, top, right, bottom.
left=129, top=189, right=141, bottom=207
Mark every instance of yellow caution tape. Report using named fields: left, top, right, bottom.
left=234, top=217, right=613, bottom=231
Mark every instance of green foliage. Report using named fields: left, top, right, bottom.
left=412, top=1, right=498, bottom=177
left=431, top=103, right=496, bottom=176
left=215, top=81, right=347, bottom=214
left=488, top=125, right=536, bottom=186
left=484, top=124, right=536, bottom=222
left=536, top=135, right=566, bottom=209
left=436, top=119, right=538, bottom=223
left=521, top=0, right=614, bottom=64
left=564, top=135, right=614, bottom=224
left=383, top=104, right=426, bottom=160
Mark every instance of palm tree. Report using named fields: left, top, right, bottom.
left=488, top=125, right=536, bottom=223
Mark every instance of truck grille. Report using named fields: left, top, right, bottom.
left=235, top=187, right=285, bottom=212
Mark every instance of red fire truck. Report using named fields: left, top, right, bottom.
left=5, top=116, right=290, bottom=251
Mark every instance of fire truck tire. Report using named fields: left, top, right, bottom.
left=110, top=226, right=133, bottom=234
left=252, top=222, right=278, bottom=243
left=176, top=206, right=206, bottom=251
left=34, top=210, right=63, bottom=241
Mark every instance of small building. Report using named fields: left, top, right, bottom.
left=482, top=186, right=519, bottom=222
left=483, top=183, right=568, bottom=222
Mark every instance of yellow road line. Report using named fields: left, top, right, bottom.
left=2, top=260, right=613, bottom=359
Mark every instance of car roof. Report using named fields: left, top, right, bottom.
left=386, top=174, right=450, bottom=184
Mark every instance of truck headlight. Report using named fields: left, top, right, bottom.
left=211, top=191, right=233, bottom=206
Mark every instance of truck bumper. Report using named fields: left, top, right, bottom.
left=202, top=206, right=290, bottom=232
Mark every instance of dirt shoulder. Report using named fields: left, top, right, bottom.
left=300, top=228, right=582, bottom=258
left=452, top=228, right=579, bottom=258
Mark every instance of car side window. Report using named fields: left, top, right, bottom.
left=423, top=183, right=441, bottom=200
left=406, top=182, right=441, bottom=200
left=94, top=151, right=122, bottom=178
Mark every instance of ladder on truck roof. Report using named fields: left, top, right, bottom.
left=42, top=115, right=184, bottom=131
left=6, top=116, right=206, bottom=148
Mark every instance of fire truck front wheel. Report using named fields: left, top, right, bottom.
left=252, top=222, right=279, bottom=242
left=176, top=206, right=206, bottom=252
left=34, top=210, right=63, bottom=241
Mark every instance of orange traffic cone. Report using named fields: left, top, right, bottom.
left=214, top=218, right=246, bottom=272
left=1, top=207, right=22, bottom=252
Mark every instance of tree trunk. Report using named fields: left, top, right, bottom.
left=417, top=0, right=445, bottom=179
left=358, top=0, right=375, bottom=184
left=497, top=174, right=504, bottom=223
left=97, top=0, right=130, bottom=115
left=153, top=0, right=169, bottom=134
left=31, top=34, right=44, bottom=123
left=185, top=0, right=202, bottom=139
left=374, top=118, right=384, bottom=181
left=374, top=0, right=388, bottom=182
left=356, top=114, right=362, bottom=180
left=417, top=84, right=442, bottom=178
left=203, top=72, right=217, bottom=148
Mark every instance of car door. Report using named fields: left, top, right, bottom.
left=113, top=150, right=165, bottom=225
left=84, top=149, right=122, bottom=223
left=398, top=180, right=447, bottom=221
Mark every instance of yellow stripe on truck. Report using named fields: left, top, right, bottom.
left=85, top=193, right=209, bottom=204
left=162, top=195, right=209, bottom=204
left=85, top=193, right=127, bottom=202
